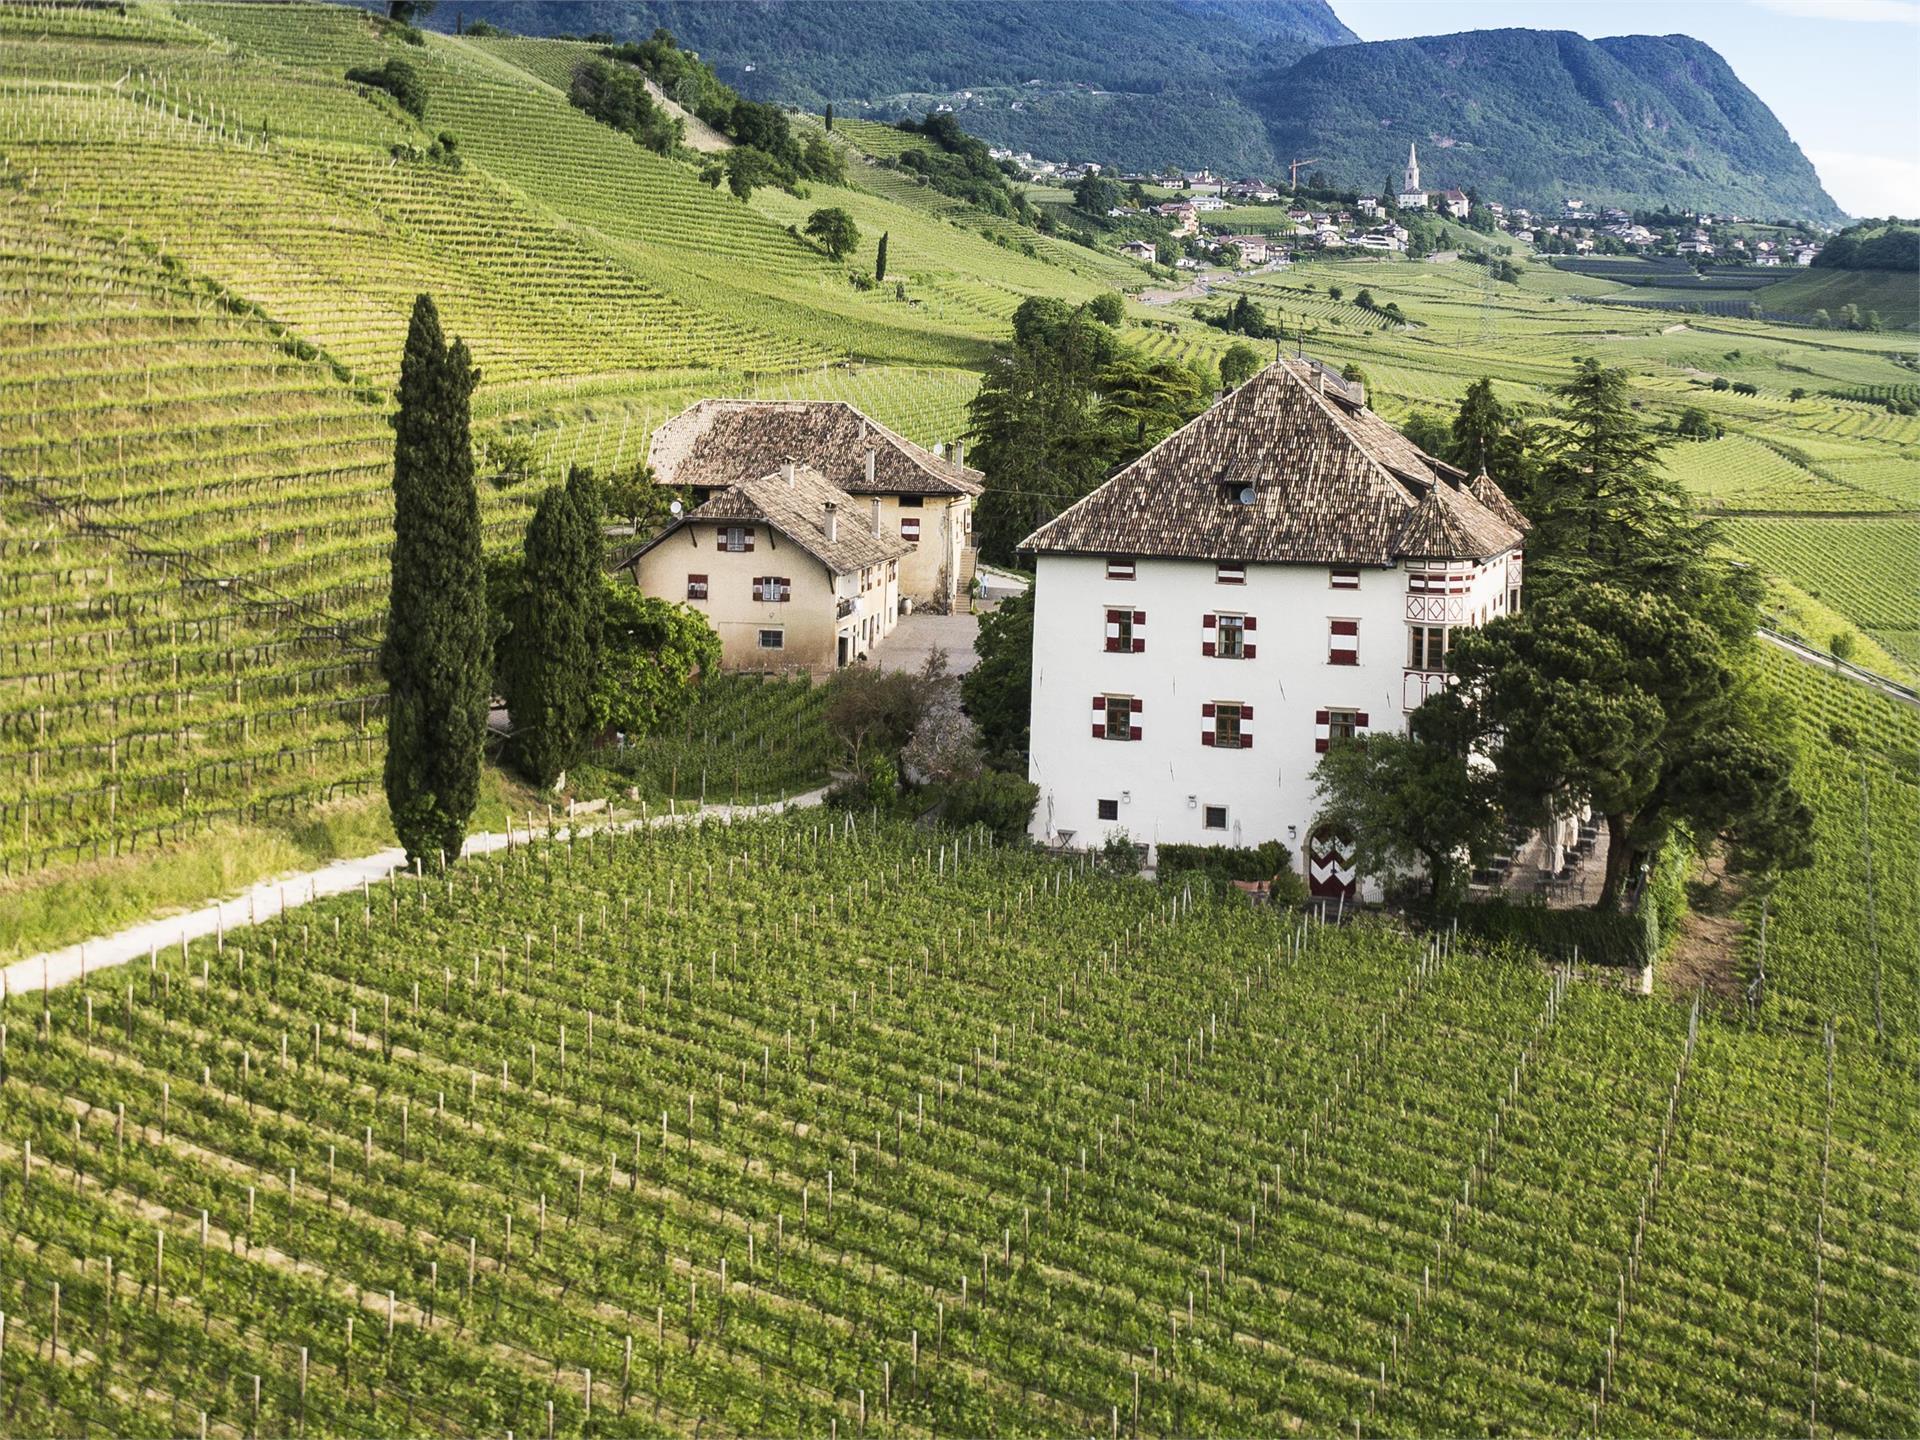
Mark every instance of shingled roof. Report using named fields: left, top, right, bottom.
left=1020, top=359, right=1525, bottom=565
left=650, top=399, right=983, bottom=499
left=621, top=463, right=910, bottom=577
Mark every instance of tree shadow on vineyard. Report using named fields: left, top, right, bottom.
left=1665, top=852, right=1748, bottom=1001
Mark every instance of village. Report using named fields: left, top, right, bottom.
left=995, top=142, right=1829, bottom=273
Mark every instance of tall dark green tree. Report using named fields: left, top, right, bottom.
left=382, top=294, right=488, bottom=868
left=875, top=230, right=888, bottom=282
left=502, top=473, right=604, bottom=788
left=823, top=101, right=834, bottom=131
left=1446, top=377, right=1538, bottom=502
left=968, top=299, right=1119, bottom=563
left=1529, top=360, right=1748, bottom=633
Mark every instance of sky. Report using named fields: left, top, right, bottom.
left=1335, top=0, right=1920, bottom=218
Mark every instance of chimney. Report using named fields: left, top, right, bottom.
left=823, top=500, right=838, bottom=544
left=782, top=457, right=796, bottom=487
left=863, top=449, right=876, bottom=489
left=871, top=497, right=882, bottom=536
left=953, top=439, right=965, bottom=471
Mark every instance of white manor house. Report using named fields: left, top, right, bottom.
left=1020, top=358, right=1528, bottom=899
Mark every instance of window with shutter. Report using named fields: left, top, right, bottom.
left=1094, top=695, right=1140, bottom=741
left=1329, top=618, right=1359, bottom=665
left=1106, top=557, right=1136, bottom=581
left=1317, top=708, right=1362, bottom=752
left=1104, top=608, right=1145, bottom=653
left=1205, top=701, right=1247, bottom=749
left=900, top=517, right=921, bottom=544
left=1329, top=568, right=1360, bottom=589
left=1216, top=562, right=1246, bottom=585
left=686, top=574, right=708, bottom=601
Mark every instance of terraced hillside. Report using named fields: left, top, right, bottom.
left=0, top=0, right=1123, bottom=903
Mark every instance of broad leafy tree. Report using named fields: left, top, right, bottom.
left=1220, top=341, right=1262, bottom=389
left=1448, top=585, right=1809, bottom=909
left=1311, top=696, right=1505, bottom=912
left=382, top=294, right=489, bottom=868
left=960, top=588, right=1034, bottom=764
left=805, top=207, right=860, bottom=260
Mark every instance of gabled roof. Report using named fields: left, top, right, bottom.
left=1019, top=359, right=1525, bottom=566
left=620, top=464, right=910, bottom=577
left=649, top=399, right=982, bottom=499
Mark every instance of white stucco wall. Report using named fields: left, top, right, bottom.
left=1026, top=549, right=1518, bottom=877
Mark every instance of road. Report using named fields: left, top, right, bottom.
left=1759, top=628, right=1919, bottom=710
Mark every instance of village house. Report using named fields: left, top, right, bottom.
left=1155, top=202, right=1200, bottom=236
left=620, top=461, right=907, bottom=673
left=646, top=398, right=981, bottom=610
left=1019, top=359, right=1527, bottom=899
left=1220, top=234, right=1271, bottom=265
left=1120, top=239, right=1157, bottom=262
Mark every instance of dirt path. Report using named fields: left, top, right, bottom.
left=1663, top=853, right=1748, bottom=1001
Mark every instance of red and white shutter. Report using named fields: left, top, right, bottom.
left=751, top=577, right=765, bottom=602
left=1201, top=701, right=1215, bottom=745
left=1202, top=614, right=1216, bottom=657
left=1129, top=695, right=1142, bottom=741
left=1243, top=615, right=1257, bottom=660
left=1329, top=619, right=1358, bottom=665
left=1105, top=609, right=1126, bottom=652
left=901, top=517, right=920, bottom=543
left=743, top=527, right=755, bottom=553
left=1241, top=703, right=1254, bottom=750
left=1315, top=709, right=1331, bottom=753
left=1132, top=610, right=1146, bottom=653
left=1091, top=694, right=1107, bottom=739
left=1354, top=710, right=1369, bottom=733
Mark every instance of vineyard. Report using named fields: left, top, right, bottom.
left=0, top=810, right=1914, bottom=1438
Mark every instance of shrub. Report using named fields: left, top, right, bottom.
left=937, top=771, right=1040, bottom=844
left=347, top=59, right=427, bottom=119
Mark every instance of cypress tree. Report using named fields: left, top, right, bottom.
left=383, top=294, right=488, bottom=868
left=824, top=101, right=833, bottom=132
left=875, top=230, right=888, bottom=283
left=503, top=474, right=602, bottom=788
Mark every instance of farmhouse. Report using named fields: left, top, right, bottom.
left=620, top=459, right=907, bottom=673
left=1019, top=359, right=1527, bottom=898
left=647, top=398, right=981, bottom=609
left=1119, top=239, right=1157, bottom=262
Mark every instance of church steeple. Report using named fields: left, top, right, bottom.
left=1403, top=142, right=1420, bottom=195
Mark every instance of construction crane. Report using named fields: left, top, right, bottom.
left=1288, top=157, right=1321, bottom=191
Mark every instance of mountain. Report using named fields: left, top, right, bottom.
left=435, top=1, right=1355, bottom=99
left=1247, top=30, right=1844, bottom=221
left=425, top=4, right=1841, bottom=219
left=426, top=0, right=1352, bottom=171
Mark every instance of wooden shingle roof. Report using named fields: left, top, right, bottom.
left=621, top=464, right=910, bottom=577
left=650, top=399, right=983, bottom=499
left=1020, top=359, right=1525, bottom=565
